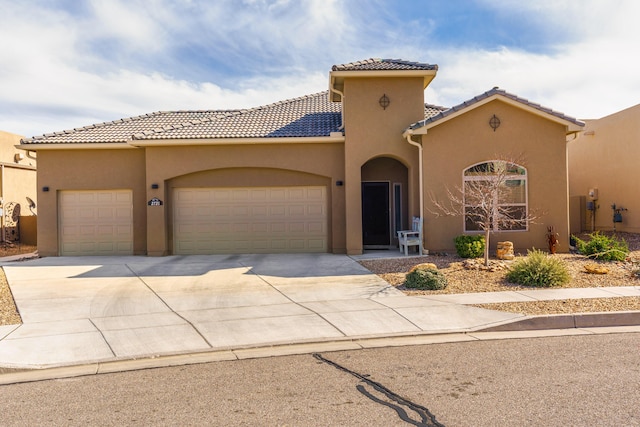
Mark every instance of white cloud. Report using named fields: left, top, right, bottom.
left=1, top=0, right=640, bottom=137
left=425, top=1, right=640, bottom=119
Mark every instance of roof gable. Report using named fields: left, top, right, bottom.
left=406, top=87, right=584, bottom=135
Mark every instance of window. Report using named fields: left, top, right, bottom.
left=463, top=161, right=528, bottom=232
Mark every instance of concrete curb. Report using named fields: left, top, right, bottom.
left=477, top=310, right=640, bottom=332
left=1, top=312, right=639, bottom=386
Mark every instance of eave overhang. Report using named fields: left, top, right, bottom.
left=18, top=135, right=346, bottom=151
left=329, top=69, right=437, bottom=102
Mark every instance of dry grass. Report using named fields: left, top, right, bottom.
left=359, top=231, right=640, bottom=315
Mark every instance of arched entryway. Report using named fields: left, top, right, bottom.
left=361, top=157, right=408, bottom=248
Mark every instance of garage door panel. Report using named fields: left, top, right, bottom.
left=174, top=186, right=327, bottom=254
left=59, top=190, right=133, bottom=256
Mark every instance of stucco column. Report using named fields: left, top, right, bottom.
left=344, top=164, right=363, bottom=255
left=146, top=182, right=168, bottom=256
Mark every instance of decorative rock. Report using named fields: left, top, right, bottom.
left=409, top=263, right=438, bottom=273
left=584, top=264, right=609, bottom=274
left=462, top=259, right=510, bottom=272
left=496, top=241, right=515, bottom=260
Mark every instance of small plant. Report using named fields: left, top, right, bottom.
left=572, top=232, right=629, bottom=262
left=506, top=249, right=570, bottom=287
left=454, top=235, right=485, bottom=258
left=404, top=266, right=448, bottom=290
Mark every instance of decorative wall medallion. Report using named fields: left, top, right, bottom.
left=489, top=114, right=501, bottom=131
left=379, top=94, right=390, bottom=110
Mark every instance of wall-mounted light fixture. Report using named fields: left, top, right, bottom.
left=151, top=183, right=159, bottom=189
left=489, top=114, right=501, bottom=131
left=42, top=186, right=49, bottom=192
left=336, top=180, right=344, bottom=186
left=379, top=94, right=390, bottom=110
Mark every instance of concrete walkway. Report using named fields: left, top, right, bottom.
left=0, top=253, right=639, bottom=374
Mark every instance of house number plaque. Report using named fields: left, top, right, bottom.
left=148, top=197, right=163, bottom=206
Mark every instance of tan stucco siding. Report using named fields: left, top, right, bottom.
left=568, top=104, right=640, bottom=232
left=2, top=167, right=37, bottom=212
left=36, top=149, right=146, bottom=256
left=0, top=131, right=37, bottom=241
left=422, top=100, right=570, bottom=253
left=342, top=77, right=425, bottom=254
left=143, top=143, right=345, bottom=255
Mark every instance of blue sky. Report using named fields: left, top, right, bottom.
left=2, top=0, right=639, bottom=137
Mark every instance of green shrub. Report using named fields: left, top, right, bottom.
left=404, top=267, right=448, bottom=290
left=573, top=232, right=629, bottom=262
left=454, top=235, right=485, bottom=258
left=506, top=249, right=570, bottom=287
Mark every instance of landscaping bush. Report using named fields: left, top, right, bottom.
left=454, top=235, right=485, bottom=258
left=506, top=249, right=570, bottom=287
left=404, top=266, right=448, bottom=290
left=573, top=232, right=629, bottom=262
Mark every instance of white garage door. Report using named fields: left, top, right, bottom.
left=59, top=190, right=133, bottom=256
left=173, top=186, right=327, bottom=254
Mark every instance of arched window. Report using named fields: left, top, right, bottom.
left=463, top=161, right=528, bottom=232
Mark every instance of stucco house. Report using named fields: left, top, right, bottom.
left=0, top=130, right=37, bottom=244
left=19, top=58, right=583, bottom=257
left=568, top=103, right=639, bottom=234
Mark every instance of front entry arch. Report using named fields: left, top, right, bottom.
left=361, top=157, right=408, bottom=248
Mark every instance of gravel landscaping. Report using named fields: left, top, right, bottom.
left=359, top=231, right=640, bottom=315
left=0, top=243, right=36, bottom=325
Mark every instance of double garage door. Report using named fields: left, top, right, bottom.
left=59, top=190, right=133, bottom=256
left=58, top=187, right=327, bottom=255
left=173, top=186, right=327, bottom=254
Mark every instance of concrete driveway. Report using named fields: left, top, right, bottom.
left=0, top=254, right=522, bottom=368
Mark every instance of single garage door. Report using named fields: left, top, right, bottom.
left=59, top=190, right=133, bottom=256
left=173, top=186, right=327, bottom=254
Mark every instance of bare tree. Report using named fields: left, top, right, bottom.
left=430, top=157, right=539, bottom=266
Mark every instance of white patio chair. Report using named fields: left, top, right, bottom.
left=397, top=216, right=423, bottom=256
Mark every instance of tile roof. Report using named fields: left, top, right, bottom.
left=407, top=87, right=585, bottom=131
left=133, top=92, right=341, bottom=140
left=332, top=58, right=438, bottom=72
left=21, top=92, right=342, bottom=144
left=424, top=103, right=448, bottom=119
left=22, top=89, right=448, bottom=145
left=21, top=111, right=239, bottom=144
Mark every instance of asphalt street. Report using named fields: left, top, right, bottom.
left=0, top=333, right=638, bottom=426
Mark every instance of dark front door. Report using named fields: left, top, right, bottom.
left=362, top=182, right=390, bottom=247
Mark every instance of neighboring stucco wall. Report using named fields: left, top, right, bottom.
left=143, top=142, right=345, bottom=255
left=36, top=148, right=146, bottom=256
left=568, top=104, right=640, bottom=233
left=0, top=131, right=37, bottom=242
left=422, top=100, right=571, bottom=253
left=342, top=76, right=425, bottom=254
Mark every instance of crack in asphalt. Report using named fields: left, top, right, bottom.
left=313, top=353, right=445, bottom=427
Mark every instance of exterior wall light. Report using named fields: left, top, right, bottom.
left=151, top=183, right=159, bottom=189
